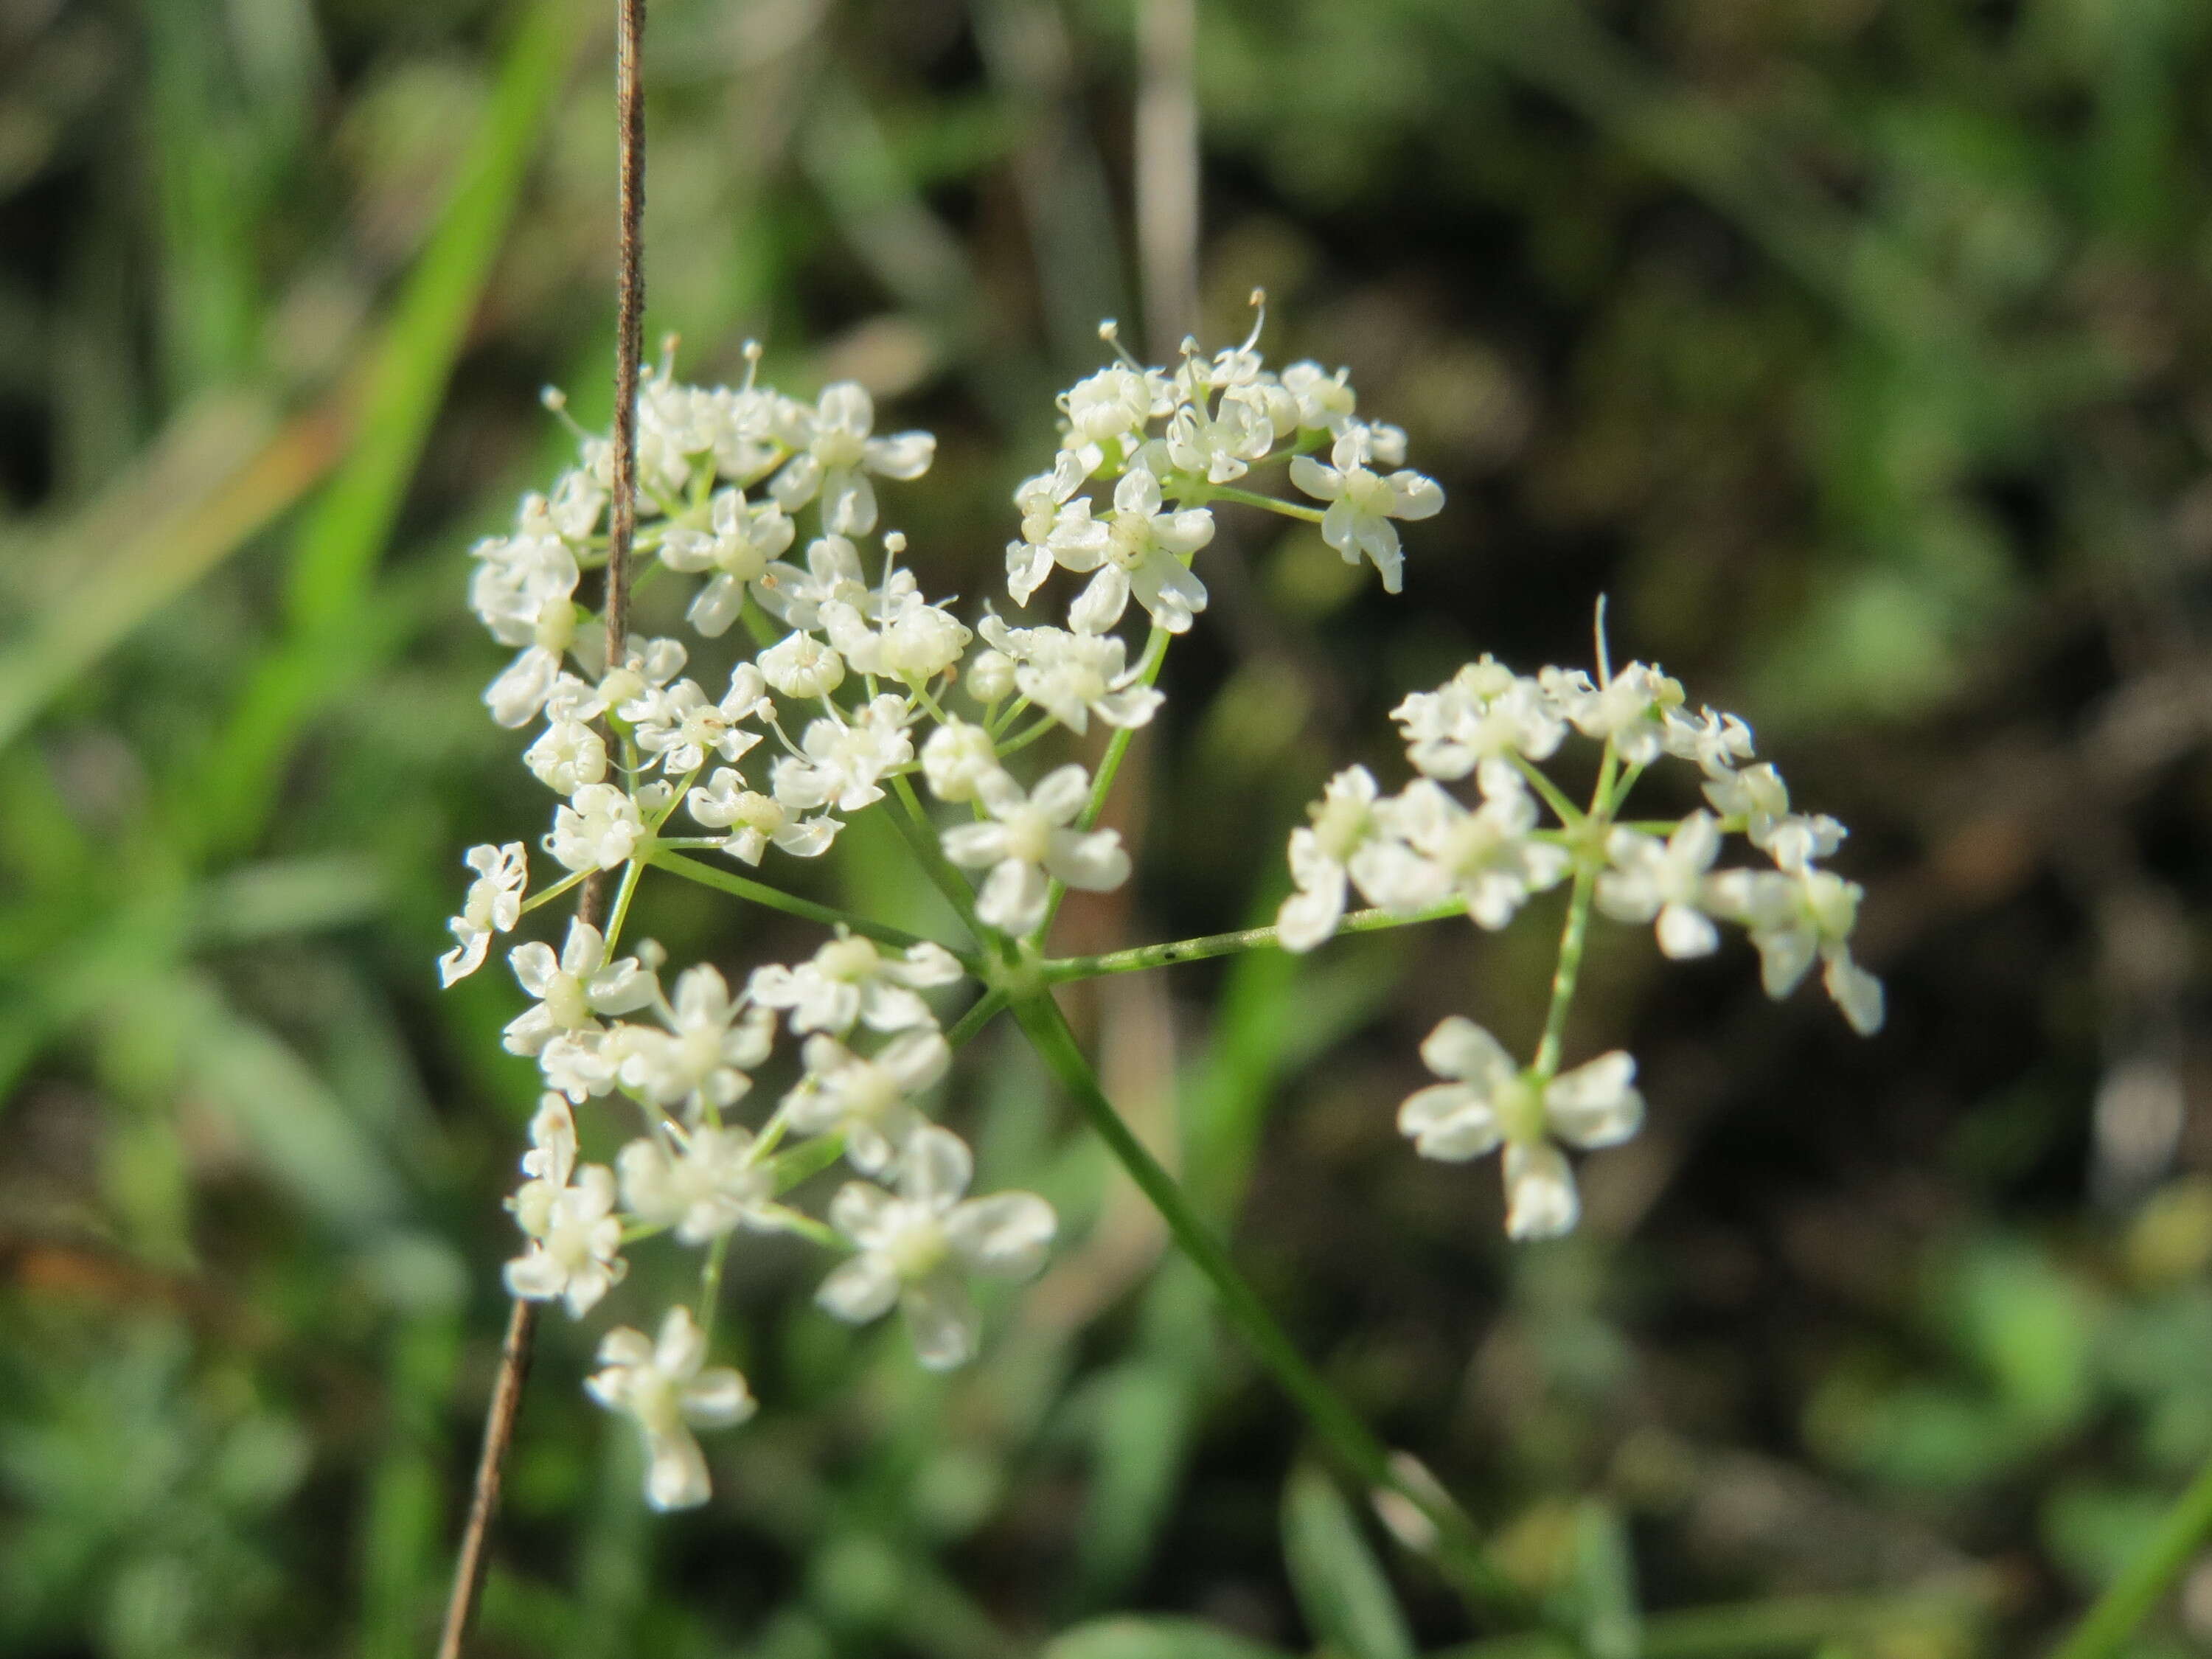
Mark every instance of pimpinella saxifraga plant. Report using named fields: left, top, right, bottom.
left=441, top=300, right=1881, bottom=1537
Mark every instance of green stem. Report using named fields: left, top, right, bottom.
left=1007, top=990, right=1534, bottom=1624
left=943, top=989, right=1007, bottom=1048
left=1209, top=483, right=1324, bottom=522
left=695, top=1233, right=731, bottom=1348
left=759, top=1203, right=846, bottom=1251
left=519, top=866, right=591, bottom=915
left=1531, top=860, right=1596, bottom=1081
left=599, top=857, right=647, bottom=952
left=1512, top=754, right=1585, bottom=828
left=2049, top=1453, right=2212, bottom=1659
left=1531, top=745, right=1615, bottom=1079
left=1040, top=898, right=1466, bottom=983
left=885, top=775, right=996, bottom=956
left=647, top=849, right=964, bottom=964
left=768, top=1131, right=846, bottom=1194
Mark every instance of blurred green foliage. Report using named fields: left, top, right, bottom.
left=4, top=0, right=2212, bottom=1655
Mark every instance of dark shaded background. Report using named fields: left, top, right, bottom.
left=4, top=0, right=2212, bottom=1654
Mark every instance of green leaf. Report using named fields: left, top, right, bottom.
left=1281, top=1462, right=1417, bottom=1659
left=1043, top=1616, right=1291, bottom=1659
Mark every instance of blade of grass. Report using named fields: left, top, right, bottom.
left=190, top=0, right=591, bottom=860
left=0, top=393, right=344, bottom=751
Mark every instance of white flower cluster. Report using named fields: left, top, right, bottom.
left=446, top=321, right=1433, bottom=1510
left=1277, top=649, right=1884, bottom=1239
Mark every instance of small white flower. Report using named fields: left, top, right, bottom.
left=1596, top=813, right=1725, bottom=959
left=768, top=382, right=936, bottom=536
left=619, top=964, right=776, bottom=1117
left=633, top=667, right=773, bottom=776
left=440, top=842, right=529, bottom=986
left=748, top=929, right=964, bottom=1036
left=547, top=782, right=647, bottom=872
left=524, top=717, right=608, bottom=796
left=518, top=469, right=606, bottom=546
left=1663, top=706, right=1756, bottom=776
left=771, top=695, right=915, bottom=814
left=940, top=763, right=1130, bottom=936
left=815, top=1126, right=1056, bottom=1371
left=783, top=1029, right=951, bottom=1174
left=596, top=637, right=692, bottom=725
left=540, top=1026, right=624, bottom=1103
left=1063, top=364, right=1169, bottom=453
left=1280, top=361, right=1358, bottom=434
left=1276, top=767, right=1382, bottom=953
left=504, top=1161, right=625, bottom=1316
left=822, top=597, right=972, bottom=687
left=502, top=918, right=660, bottom=1057
left=587, top=1307, right=757, bottom=1512
left=1164, top=392, right=1272, bottom=484
left=1701, top=762, right=1844, bottom=872
left=1288, top=425, right=1443, bottom=594
left=1006, top=474, right=1091, bottom=606
left=757, top=533, right=902, bottom=632
left=1358, top=776, right=1569, bottom=929
left=1390, top=658, right=1565, bottom=782
left=1545, top=662, right=1684, bottom=768
left=659, top=484, right=796, bottom=637
left=978, top=616, right=1162, bottom=734
left=505, top=1093, right=578, bottom=1241
left=757, top=630, right=847, bottom=700
left=687, top=767, right=841, bottom=863
left=1046, top=468, right=1214, bottom=635
left=1397, top=1018, right=1644, bottom=1239
left=920, top=719, right=1002, bottom=804
left=617, top=1124, right=774, bottom=1243
left=1708, top=865, right=1885, bottom=1035
left=964, top=647, right=1017, bottom=706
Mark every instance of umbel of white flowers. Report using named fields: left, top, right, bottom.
left=1276, top=646, right=1883, bottom=1237
left=443, top=310, right=1447, bottom=1509
left=442, top=305, right=1878, bottom=1509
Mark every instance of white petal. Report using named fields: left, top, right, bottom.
left=945, top=1192, right=1056, bottom=1278
left=1418, top=1016, right=1514, bottom=1088
left=941, top=821, right=1008, bottom=869
left=1276, top=875, right=1347, bottom=954
left=1030, top=764, right=1092, bottom=824
left=681, top=1368, right=757, bottom=1429
left=643, top=1427, right=712, bottom=1512
left=1048, top=828, right=1130, bottom=892
left=1543, top=1053, right=1644, bottom=1149
left=899, top=1125, right=973, bottom=1209
left=816, top=1253, right=901, bottom=1324
left=1397, top=1083, right=1502, bottom=1161
left=976, top=859, right=1049, bottom=934
left=1824, top=950, right=1886, bottom=1036
left=1503, top=1142, right=1579, bottom=1239
left=902, top=1275, right=981, bottom=1371
left=1068, top=566, right=1130, bottom=635
left=1655, top=902, right=1719, bottom=960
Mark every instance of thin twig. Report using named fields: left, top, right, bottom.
left=437, top=3, right=647, bottom=1654
left=434, top=1298, right=540, bottom=1659
left=604, top=0, right=647, bottom=672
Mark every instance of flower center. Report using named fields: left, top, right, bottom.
left=818, top=937, right=882, bottom=983
left=1003, top=807, right=1054, bottom=866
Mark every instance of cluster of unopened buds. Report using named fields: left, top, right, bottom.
left=444, top=299, right=1879, bottom=1509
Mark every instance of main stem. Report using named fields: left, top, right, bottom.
left=437, top=5, right=646, bottom=1655
left=1009, top=990, right=1534, bottom=1624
